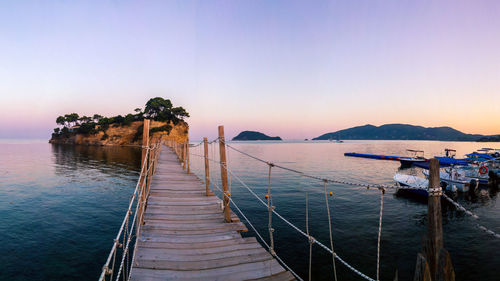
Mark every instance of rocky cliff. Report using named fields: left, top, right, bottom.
left=49, top=120, right=188, bottom=146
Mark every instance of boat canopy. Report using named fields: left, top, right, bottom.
left=465, top=152, right=495, bottom=160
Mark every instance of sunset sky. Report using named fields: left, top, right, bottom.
left=1, top=0, right=499, bottom=140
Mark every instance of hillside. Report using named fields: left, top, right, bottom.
left=49, top=120, right=188, bottom=145
left=232, top=131, right=282, bottom=141
left=477, top=135, right=500, bottom=142
left=313, top=124, right=487, bottom=141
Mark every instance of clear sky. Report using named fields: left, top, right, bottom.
left=1, top=0, right=499, bottom=140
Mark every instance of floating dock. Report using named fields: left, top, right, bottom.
left=344, top=152, right=412, bottom=161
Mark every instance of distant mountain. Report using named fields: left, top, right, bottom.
left=232, top=131, right=282, bottom=141
left=312, top=124, right=489, bottom=141
left=477, top=135, right=500, bottom=142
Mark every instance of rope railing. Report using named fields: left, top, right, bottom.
left=224, top=142, right=427, bottom=191
left=207, top=173, right=304, bottom=281
left=98, top=143, right=162, bottom=281
left=441, top=193, right=500, bottom=239
left=218, top=146, right=500, bottom=239
left=188, top=150, right=377, bottom=281
left=187, top=139, right=500, bottom=281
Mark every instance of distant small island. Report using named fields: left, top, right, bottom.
left=232, top=131, right=282, bottom=141
left=313, top=124, right=499, bottom=142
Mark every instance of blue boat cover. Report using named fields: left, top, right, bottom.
left=465, top=152, right=495, bottom=160
left=344, top=152, right=412, bottom=161
left=435, top=157, right=469, bottom=166
left=414, top=157, right=469, bottom=169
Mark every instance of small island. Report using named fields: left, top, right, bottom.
left=232, top=131, right=282, bottom=141
left=50, top=97, right=189, bottom=146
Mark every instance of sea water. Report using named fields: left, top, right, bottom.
left=1, top=140, right=498, bottom=280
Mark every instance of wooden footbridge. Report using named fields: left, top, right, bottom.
left=99, top=121, right=295, bottom=281
left=99, top=121, right=486, bottom=281
left=129, top=147, right=294, bottom=280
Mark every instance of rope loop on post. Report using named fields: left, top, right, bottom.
left=103, top=265, right=112, bottom=275
left=428, top=187, right=442, bottom=196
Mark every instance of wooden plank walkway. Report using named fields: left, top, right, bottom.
left=129, top=147, right=295, bottom=281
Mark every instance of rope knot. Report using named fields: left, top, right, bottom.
left=308, top=235, right=315, bottom=244
left=103, top=265, right=112, bottom=275
left=114, top=239, right=123, bottom=248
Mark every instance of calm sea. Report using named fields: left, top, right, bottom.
left=1, top=139, right=499, bottom=280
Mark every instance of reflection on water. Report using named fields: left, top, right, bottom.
left=0, top=142, right=141, bottom=281
left=51, top=144, right=141, bottom=176
left=189, top=140, right=500, bottom=281
left=0, top=140, right=498, bottom=281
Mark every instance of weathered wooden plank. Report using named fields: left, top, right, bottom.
left=134, top=251, right=274, bottom=271
left=135, top=241, right=262, bottom=257
left=135, top=247, right=269, bottom=264
left=145, top=207, right=222, bottom=215
left=130, top=259, right=286, bottom=280
left=144, top=213, right=225, bottom=221
left=247, top=271, right=296, bottom=281
left=129, top=146, right=293, bottom=281
left=143, top=221, right=247, bottom=231
left=141, top=227, right=247, bottom=236
left=138, top=232, right=242, bottom=244
left=147, top=200, right=219, bottom=206
left=136, top=237, right=258, bottom=250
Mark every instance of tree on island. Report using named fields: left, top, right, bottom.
left=144, top=97, right=189, bottom=124
left=52, top=97, right=189, bottom=138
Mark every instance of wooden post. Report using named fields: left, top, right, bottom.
left=218, top=126, right=231, bottom=222
left=186, top=138, right=190, bottom=174
left=182, top=142, right=187, bottom=169
left=414, top=158, right=454, bottom=281
left=139, top=119, right=150, bottom=225
left=204, top=137, right=210, bottom=196
left=141, top=119, right=150, bottom=171
left=427, top=158, right=443, bottom=279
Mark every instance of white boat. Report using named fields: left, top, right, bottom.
left=393, top=173, right=429, bottom=196
left=399, top=149, right=427, bottom=168
left=422, top=168, right=470, bottom=192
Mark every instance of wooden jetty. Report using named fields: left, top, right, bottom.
left=129, top=146, right=295, bottom=280
left=100, top=121, right=460, bottom=281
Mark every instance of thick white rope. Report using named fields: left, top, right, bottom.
left=99, top=148, right=151, bottom=281
left=306, top=193, right=313, bottom=281
left=189, top=152, right=376, bottom=281
left=116, top=145, right=160, bottom=280
left=324, top=181, right=338, bottom=281
left=267, top=164, right=275, bottom=256
left=209, top=175, right=304, bottom=281
left=99, top=143, right=162, bottom=281
left=376, top=189, right=384, bottom=281
left=223, top=145, right=428, bottom=191
left=441, top=193, right=500, bottom=239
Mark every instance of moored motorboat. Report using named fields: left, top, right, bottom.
left=393, top=173, right=429, bottom=196
left=399, top=149, right=428, bottom=168
left=422, top=168, right=470, bottom=192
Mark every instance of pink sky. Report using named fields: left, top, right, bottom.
left=1, top=1, right=499, bottom=140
